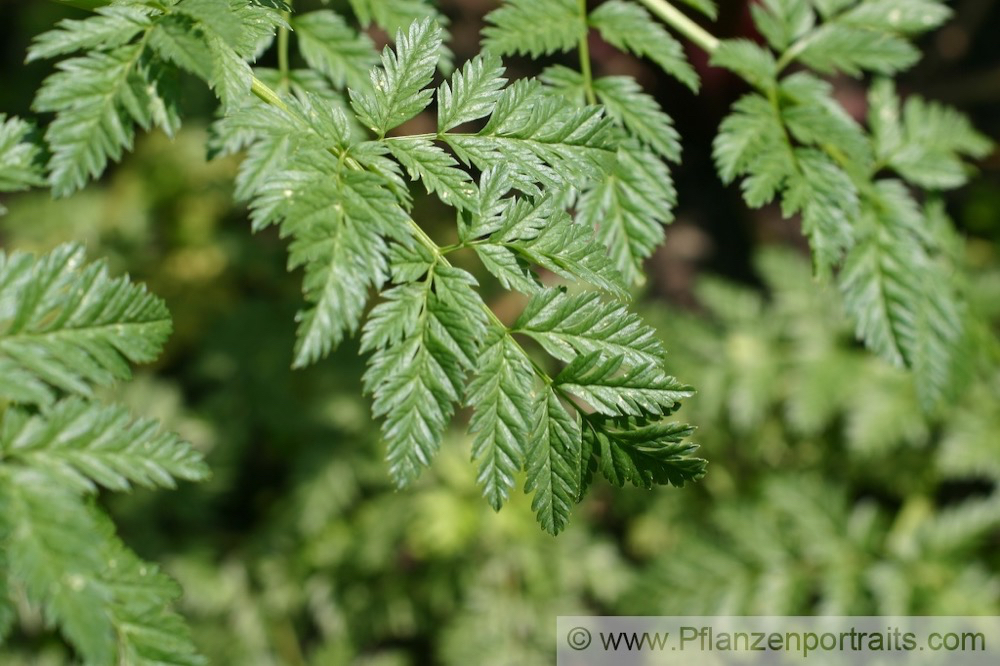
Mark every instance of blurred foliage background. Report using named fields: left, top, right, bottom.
left=1, top=0, right=999, bottom=664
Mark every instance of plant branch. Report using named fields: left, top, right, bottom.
left=277, top=4, right=292, bottom=92
left=251, top=76, right=290, bottom=111
left=578, top=0, right=597, bottom=105
left=634, top=0, right=719, bottom=53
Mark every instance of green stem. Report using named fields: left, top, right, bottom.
left=578, top=0, right=597, bottom=105
left=634, top=0, right=719, bottom=53
left=251, top=76, right=289, bottom=110
left=775, top=35, right=813, bottom=73
left=277, top=27, right=290, bottom=90
left=277, top=0, right=293, bottom=91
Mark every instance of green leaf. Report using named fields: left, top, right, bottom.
left=779, top=72, right=873, bottom=170
left=841, top=0, right=951, bottom=34
left=472, top=191, right=627, bottom=296
left=32, top=45, right=179, bottom=197
left=590, top=0, right=699, bottom=91
left=784, top=0, right=950, bottom=77
left=483, top=0, right=583, bottom=58
left=283, top=169, right=400, bottom=368
left=0, top=244, right=172, bottom=406
left=385, top=137, right=478, bottom=210
left=839, top=180, right=965, bottom=409
left=0, top=398, right=209, bottom=494
left=751, top=0, right=814, bottom=52
left=0, top=115, right=45, bottom=207
left=868, top=79, right=992, bottom=190
left=363, top=266, right=487, bottom=486
left=26, top=5, right=154, bottom=63
left=839, top=180, right=925, bottom=368
left=524, top=385, right=581, bottom=535
left=437, top=51, right=507, bottom=133
left=466, top=327, right=535, bottom=510
left=780, top=148, right=857, bottom=273
left=577, top=141, right=676, bottom=284
left=714, top=93, right=783, bottom=188
left=593, top=76, right=681, bottom=162
left=171, top=0, right=284, bottom=109
left=0, top=473, right=205, bottom=665
left=514, top=288, right=666, bottom=367
left=555, top=352, right=693, bottom=418
left=350, top=18, right=442, bottom=135
left=348, top=0, right=447, bottom=38
left=0, top=469, right=116, bottom=664
left=715, top=89, right=807, bottom=210
left=175, top=0, right=284, bottom=55
left=293, top=10, right=379, bottom=90
left=445, top=79, right=618, bottom=193
left=793, top=4, right=931, bottom=79
left=101, top=529, right=205, bottom=666
left=540, top=65, right=587, bottom=105
left=679, top=0, right=718, bottom=19
left=583, top=416, right=705, bottom=489
left=710, top=39, right=778, bottom=90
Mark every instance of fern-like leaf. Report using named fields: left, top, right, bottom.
left=555, top=352, right=693, bottom=418
left=0, top=115, right=45, bottom=208
left=472, top=192, right=628, bottom=296
left=793, top=0, right=951, bottom=77
left=26, top=5, right=153, bottom=62
left=32, top=45, right=178, bottom=197
left=524, top=385, right=581, bottom=535
left=0, top=469, right=118, bottom=664
left=445, top=79, right=618, bottom=193
left=868, top=79, right=992, bottom=190
left=0, top=398, right=208, bottom=494
left=385, top=137, right=478, bottom=210
left=583, top=416, right=705, bottom=489
left=466, top=326, right=535, bottom=511
left=593, top=76, right=681, bottom=163
left=482, top=0, right=583, bottom=58
left=293, top=10, right=379, bottom=91
left=838, top=180, right=964, bottom=408
left=363, top=266, right=487, bottom=486
left=577, top=142, right=676, bottom=284
left=513, top=288, right=665, bottom=367
left=0, top=244, right=171, bottom=406
left=589, top=0, right=699, bottom=91
left=437, top=51, right=507, bottom=133
left=350, top=18, right=442, bottom=135
left=0, top=472, right=204, bottom=665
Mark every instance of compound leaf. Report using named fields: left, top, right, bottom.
left=483, top=0, right=583, bottom=58
left=524, top=385, right=581, bottom=535
left=350, top=18, right=442, bottom=135
left=0, top=244, right=171, bottom=406
left=590, top=0, right=699, bottom=91
left=513, top=288, right=665, bottom=368
left=466, top=327, right=535, bottom=510
left=0, top=398, right=208, bottom=494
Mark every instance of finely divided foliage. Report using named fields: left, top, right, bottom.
left=2, top=0, right=991, bottom=659
left=0, top=244, right=207, bottom=664
left=709, top=0, right=991, bottom=409
left=21, top=0, right=707, bottom=541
